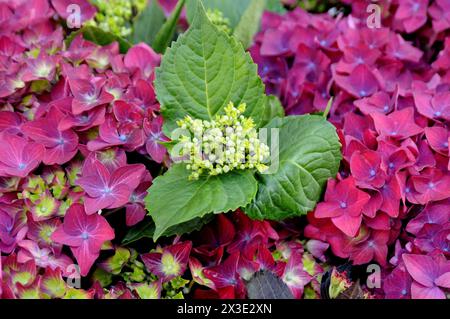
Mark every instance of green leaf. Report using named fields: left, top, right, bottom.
left=92, top=268, right=113, bottom=288
left=122, top=214, right=213, bottom=245
left=65, top=26, right=132, bottom=53
left=244, top=115, right=341, bottom=220
left=266, top=0, right=287, bottom=13
left=186, top=0, right=252, bottom=29
left=122, top=221, right=155, bottom=246
left=233, top=0, right=267, bottom=49
left=155, top=0, right=266, bottom=134
left=130, top=0, right=166, bottom=45
left=145, top=164, right=258, bottom=240
left=260, top=95, right=285, bottom=127
left=152, top=0, right=186, bottom=54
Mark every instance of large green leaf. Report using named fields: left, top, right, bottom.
left=260, top=95, right=285, bottom=127
left=244, top=115, right=342, bottom=220
left=65, top=26, right=132, bottom=53
left=152, top=0, right=186, bottom=54
left=154, top=0, right=266, bottom=134
left=130, top=0, right=166, bottom=46
left=233, top=0, right=267, bottom=49
left=145, top=164, right=258, bottom=240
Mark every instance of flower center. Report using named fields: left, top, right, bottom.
left=81, top=232, right=89, bottom=240
left=369, top=169, right=376, bottom=177
left=340, top=201, right=347, bottom=209
left=83, top=92, right=98, bottom=104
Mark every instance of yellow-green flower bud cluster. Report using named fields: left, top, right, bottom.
left=206, top=9, right=232, bottom=35
left=88, top=0, right=147, bottom=37
left=176, top=102, right=270, bottom=180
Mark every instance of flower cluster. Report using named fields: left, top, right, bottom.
left=87, top=0, right=147, bottom=37
left=250, top=1, right=450, bottom=298
left=0, top=0, right=170, bottom=298
left=175, top=103, right=270, bottom=180
left=186, top=211, right=327, bottom=299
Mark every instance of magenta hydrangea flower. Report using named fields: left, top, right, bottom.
left=76, top=158, right=147, bottom=214
left=22, top=109, right=79, bottom=165
left=51, top=0, right=96, bottom=26
left=87, top=116, right=144, bottom=152
left=281, top=252, right=312, bottom=298
left=371, top=108, right=423, bottom=140
left=124, top=43, right=160, bottom=79
left=51, top=204, right=114, bottom=276
left=383, top=266, right=412, bottom=299
left=144, top=116, right=169, bottom=163
left=403, top=254, right=450, bottom=299
left=0, top=132, right=44, bottom=178
left=315, top=177, right=370, bottom=237
left=141, top=241, right=192, bottom=282
left=394, top=0, right=428, bottom=33
left=69, top=77, right=114, bottom=115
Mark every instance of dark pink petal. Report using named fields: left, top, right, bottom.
left=71, top=242, right=99, bottom=277
left=331, top=213, right=362, bottom=237
left=125, top=204, right=146, bottom=226
left=334, top=64, right=380, bottom=98
left=109, top=164, right=146, bottom=190
left=124, top=44, right=160, bottom=78
left=371, top=108, right=423, bottom=140
left=51, top=0, right=96, bottom=23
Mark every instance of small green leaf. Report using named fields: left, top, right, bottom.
left=155, top=0, right=266, bottom=134
left=260, top=95, right=285, bottom=127
left=103, top=247, right=131, bottom=275
left=131, top=0, right=166, bottom=45
left=65, top=26, right=132, bottom=53
left=153, top=0, right=186, bottom=53
left=233, top=0, right=267, bottom=48
left=145, top=164, right=258, bottom=240
left=323, top=97, right=334, bottom=118
left=244, top=115, right=342, bottom=220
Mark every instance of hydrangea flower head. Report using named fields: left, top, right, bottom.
left=176, top=102, right=270, bottom=180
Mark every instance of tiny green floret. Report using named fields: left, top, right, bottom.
left=88, top=0, right=147, bottom=37
left=206, top=8, right=232, bottom=35
left=175, top=102, right=270, bottom=180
